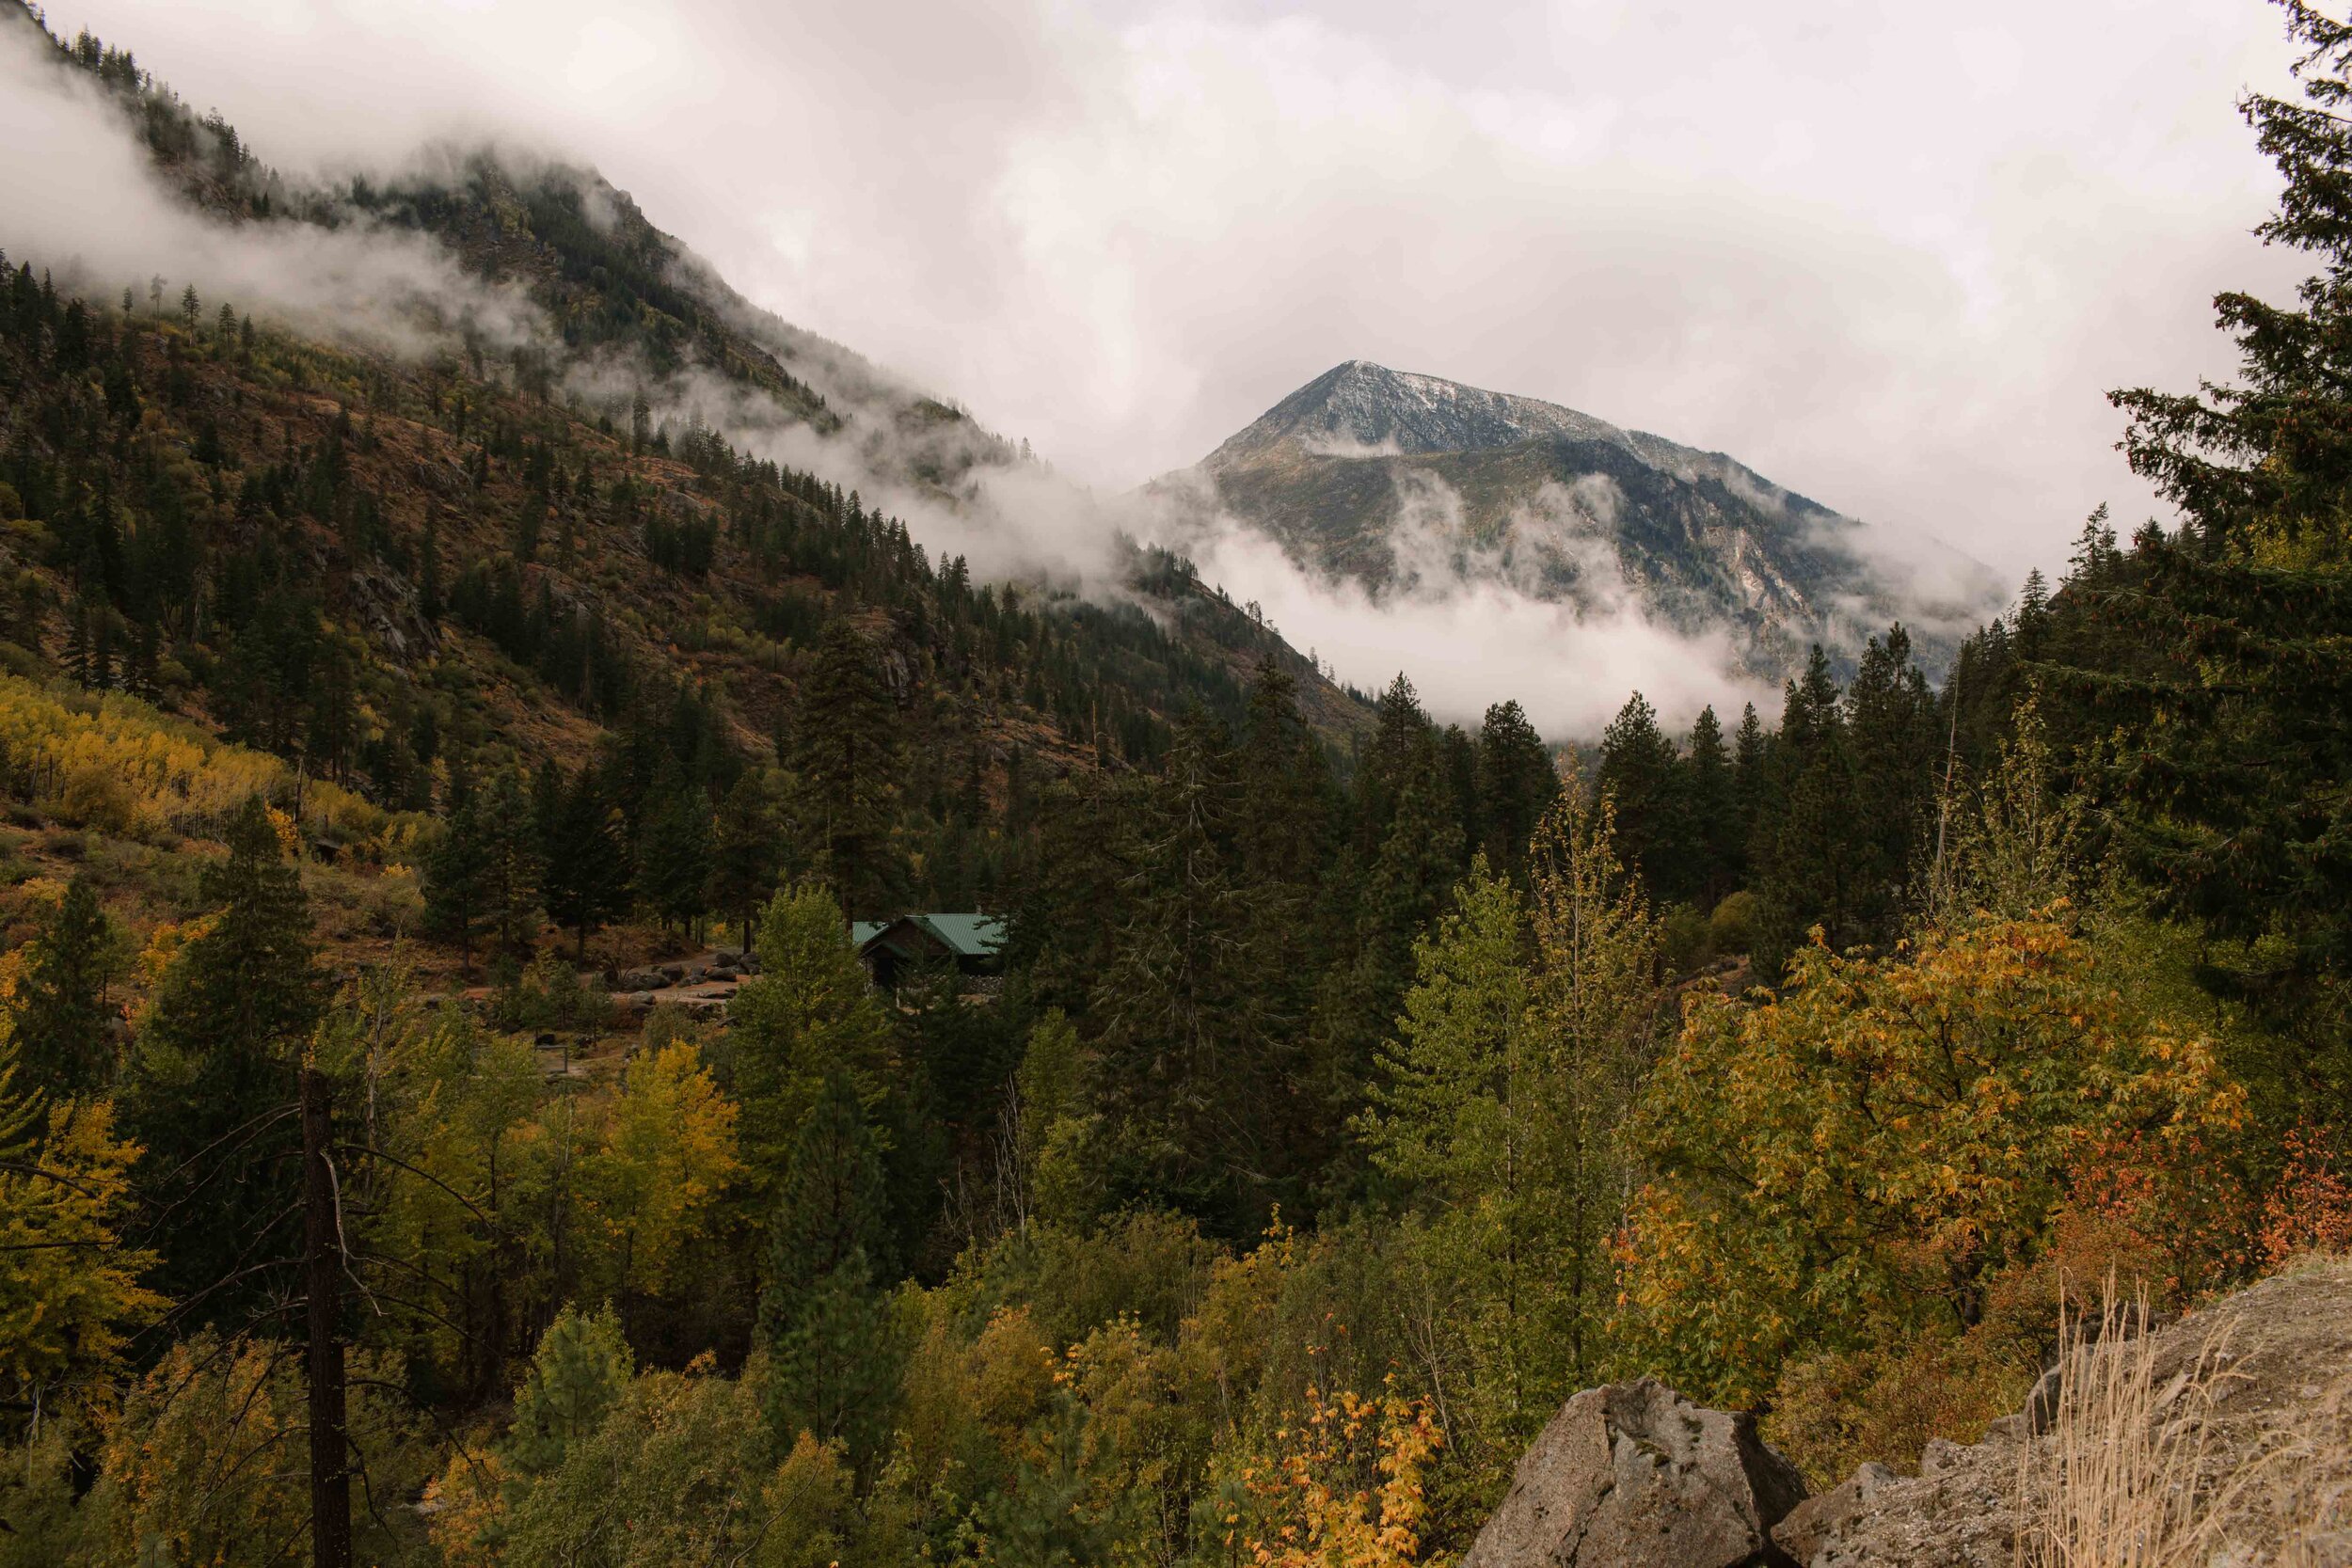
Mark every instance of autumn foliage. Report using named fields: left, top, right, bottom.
left=1618, top=914, right=2246, bottom=1413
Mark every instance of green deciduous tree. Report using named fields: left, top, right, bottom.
left=1361, top=768, right=1661, bottom=1472
left=726, top=884, right=898, bottom=1196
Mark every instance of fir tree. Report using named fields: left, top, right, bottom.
left=9, top=876, right=116, bottom=1098
left=424, top=765, right=493, bottom=974
left=634, top=771, right=715, bottom=939
left=1091, top=712, right=1291, bottom=1224
left=2087, top=0, right=2352, bottom=1103
left=1683, top=705, right=1741, bottom=904
left=792, top=622, right=898, bottom=921
left=1475, top=699, right=1556, bottom=882
left=1751, top=647, right=1856, bottom=977
left=540, top=765, right=629, bottom=962
left=1597, top=692, right=1688, bottom=903
left=708, top=772, right=783, bottom=954
left=1323, top=736, right=1467, bottom=1140
left=129, top=797, right=326, bottom=1320
left=1842, top=625, right=1938, bottom=947
left=481, top=768, right=544, bottom=958
left=760, top=1071, right=898, bottom=1469
left=1732, top=702, right=1768, bottom=849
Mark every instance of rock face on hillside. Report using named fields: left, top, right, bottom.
left=1460, top=1379, right=1807, bottom=1568
left=1153, top=360, right=2002, bottom=680
left=1470, top=1259, right=2352, bottom=1568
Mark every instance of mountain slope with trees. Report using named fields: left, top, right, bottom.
left=0, top=4, right=2346, bottom=1568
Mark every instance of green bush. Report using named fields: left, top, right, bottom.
left=1708, top=889, right=1759, bottom=956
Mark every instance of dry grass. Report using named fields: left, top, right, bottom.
left=2016, top=1275, right=2352, bottom=1568
left=2016, top=1287, right=2240, bottom=1568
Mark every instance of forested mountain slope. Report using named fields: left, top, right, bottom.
left=0, top=3, right=1373, bottom=936
left=0, top=5, right=2347, bottom=1568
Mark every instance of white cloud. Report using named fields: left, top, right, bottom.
left=17, top=0, right=2321, bottom=734
left=0, top=21, right=545, bottom=355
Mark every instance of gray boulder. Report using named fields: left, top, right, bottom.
left=1462, top=1378, right=1807, bottom=1568
left=1771, top=1463, right=1895, bottom=1565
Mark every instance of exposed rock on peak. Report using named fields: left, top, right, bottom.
left=1160, top=361, right=2002, bottom=685
left=1207, top=360, right=1638, bottom=466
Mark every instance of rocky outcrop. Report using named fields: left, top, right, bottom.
left=1790, top=1257, right=2352, bottom=1568
left=1461, top=1378, right=1806, bottom=1568
left=1470, top=1259, right=2352, bottom=1568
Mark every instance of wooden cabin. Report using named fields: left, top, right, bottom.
left=852, top=913, right=1007, bottom=991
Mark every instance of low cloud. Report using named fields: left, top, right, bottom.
left=1186, top=520, right=1773, bottom=740
left=0, top=19, right=544, bottom=356
left=1296, top=432, right=1406, bottom=460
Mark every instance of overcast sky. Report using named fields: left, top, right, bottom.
left=40, top=0, right=2311, bottom=587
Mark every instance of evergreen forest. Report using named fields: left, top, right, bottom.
left=0, top=3, right=2347, bottom=1565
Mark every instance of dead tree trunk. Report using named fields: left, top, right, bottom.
left=303, top=1064, right=353, bottom=1568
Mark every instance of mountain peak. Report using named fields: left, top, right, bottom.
left=1208, top=360, right=1637, bottom=468
left=1168, top=360, right=2000, bottom=681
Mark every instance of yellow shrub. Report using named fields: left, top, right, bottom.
left=0, top=675, right=400, bottom=854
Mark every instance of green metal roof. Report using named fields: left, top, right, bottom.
left=851, top=913, right=1006, bottom=959
left=912, top=913, right=1007, bottom=958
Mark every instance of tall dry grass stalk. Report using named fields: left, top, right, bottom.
left=2014, top=1285, right=2244, bottom=1568
left=2266, top=1370, right=2352, bottom=1568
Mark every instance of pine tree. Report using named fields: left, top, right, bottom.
left=727, top=884, right=899, bottom=1196
left=792, top=622, right=898, bottom=921
left=505, top=1305, right=633, bottom=1477
left=708, top=772, right=783, bottom=954
left=760, top=1071, right=897, bottom=1468
left=1597, top=692, right=1688, bottom=903
left=1683, top=705, right=1741, bottom=904
left=63, top=600, right=93, bottom=689
left=130, top=797, right=326, bottom=1320
left=423, top=768, right=493, bottom=974
left=540, top=766, right=629, bottom=962
left=9, top=876, right=116, bottom=1097
left=1475, top=700, right=1556, bottom=881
